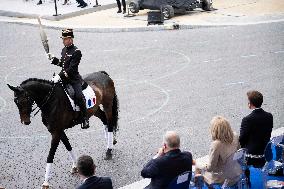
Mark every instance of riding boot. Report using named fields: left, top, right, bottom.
left=77, top=97, right=89, bottom=129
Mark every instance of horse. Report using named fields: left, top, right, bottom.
left=7, top=71, right=119, bottom=189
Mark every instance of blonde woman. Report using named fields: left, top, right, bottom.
left=196, top=116, right=242, bottom=188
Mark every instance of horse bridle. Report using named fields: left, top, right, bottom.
left=14, top=89, right=33, bottom=116
left=21, top=82, right=58, bottom=117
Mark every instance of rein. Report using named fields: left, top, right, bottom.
left=31, top=82, right=58, bottom=117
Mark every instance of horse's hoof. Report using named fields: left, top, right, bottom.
left=113, top=139, right=117, bottom=145
left=71, top=166, right=78, bottom=174
left=42, top=181, right=49, bottom=189
left=104, top=149, right=112, bottom=160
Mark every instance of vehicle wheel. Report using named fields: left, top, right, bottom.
left=161, top=5, right=174, bottom=19
left=129, top=1, right=139, bottom=13
left=202, top=0, right=212, bottom=11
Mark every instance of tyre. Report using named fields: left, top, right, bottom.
left=161, top=5, right=174, bottom=19
left=129, top=1, right=139, bottom=13
left=202, top=0, right=212, bottom=11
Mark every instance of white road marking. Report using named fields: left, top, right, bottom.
left=213, top=58, right=222, bottom=62
left=0, top=96, right=7, bottom=113
left=0, top=135, right=48, bottom=139
left=273, top=50, right=284, bottom=54
left=102, top=47, right=152, bottom=52
left=202, top=58, right=222, bottom=63
left=4, top=66, right=24, bottom=84
left=241, top=54, right=257, bottom=58
left=152, top=49, right=191, bottom=82
left=117, top=48, right=191, bottom=87
left=225, top=81, right=245, bottom=86
left=128, top=81, right=170, bottom=124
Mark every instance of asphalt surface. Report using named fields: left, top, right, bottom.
left=0, top=22, right=283, bottom=188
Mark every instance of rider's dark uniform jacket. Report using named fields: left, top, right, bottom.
left=51, top=44, right=82, bottom=84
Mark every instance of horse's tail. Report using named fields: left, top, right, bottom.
left=112, top=89, right=119, bottom=132
left=100, top=70, right=119, bottom=131
left=99, top=71, right=110, bottom=76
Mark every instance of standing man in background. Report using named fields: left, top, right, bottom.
left=239, top=90, right=273, bottom=186
left=116, top=0, right=126, bottom=13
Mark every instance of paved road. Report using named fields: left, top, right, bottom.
left=0, top=22, right=283, bottom=188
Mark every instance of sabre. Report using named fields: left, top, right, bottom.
left=37, top=17, right=50, bottom=54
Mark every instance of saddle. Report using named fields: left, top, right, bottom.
left=64, top=81, right=88, bottom=100
left=61, top=81, right=96, bottom=111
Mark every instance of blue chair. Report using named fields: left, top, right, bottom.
left=167, top=171, right=192, bottom=189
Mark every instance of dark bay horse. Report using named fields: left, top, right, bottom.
left=7, top=71, right=119, bottom=189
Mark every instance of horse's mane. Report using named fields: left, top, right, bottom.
left=21, top=78, right=53, bottom=86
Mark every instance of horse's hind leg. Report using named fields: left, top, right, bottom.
left=94, top=107, right=108, bottom=139
left=102, top=105, right=115, bottom=160
left=94, top=107, right=118, bottom=144
left=61, top=131, right=77, bottom=174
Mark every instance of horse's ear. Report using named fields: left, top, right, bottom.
left=7, top=84, right=21, bottom=93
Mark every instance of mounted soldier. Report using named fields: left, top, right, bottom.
left=47, top=29, right=89, bottom=129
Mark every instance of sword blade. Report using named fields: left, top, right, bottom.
left=37, top=17, right=49, bottom=54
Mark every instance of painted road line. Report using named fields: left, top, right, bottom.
left=241, top=54, right=257, bottom=58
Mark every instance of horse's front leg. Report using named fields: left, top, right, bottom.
left=42, top=132, right=61, bottom=189
left=60, top=131, right=77, bottom=174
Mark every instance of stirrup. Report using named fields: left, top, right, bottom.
left=81, top=119, right=89, bottom=129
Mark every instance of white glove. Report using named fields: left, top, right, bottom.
left=51, top=74, right=61, bottom=83
left=46, top=53, right=54, bottom=61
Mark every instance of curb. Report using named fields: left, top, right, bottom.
left=0, top=18, right=229, bottom=33
left=1, top=18, right=284, bottom=33
left=0, top=3, right=117, bottom=21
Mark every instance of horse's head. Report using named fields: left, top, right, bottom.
left=7, top=84, right=33, bottom=125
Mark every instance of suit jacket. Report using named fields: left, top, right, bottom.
left=141, top=149, right=192, bottom=189
left=76, top=176, right=113, bottom=189
left=239, top=108, right=273, bottom=155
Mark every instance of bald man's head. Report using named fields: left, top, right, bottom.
left=164, top=131, right=180, bottom=149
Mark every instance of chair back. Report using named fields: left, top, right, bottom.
left=233, top=148, right=248, bottom=168
left=167, top=171, right=192, bottom=189
left=222, top=151, right=242, bottom=185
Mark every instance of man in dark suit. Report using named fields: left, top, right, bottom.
left=239, top=90, right=273, bottom=167
left=239, top=90, right=273, bottom=186
left=141, top=131, right=193, bottom=189
left=77, top=155, right=113, bottom=189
